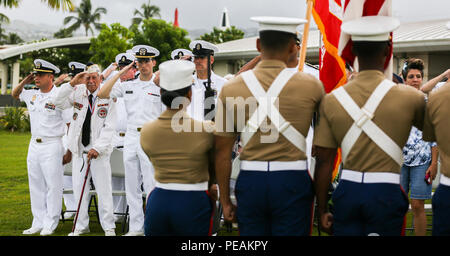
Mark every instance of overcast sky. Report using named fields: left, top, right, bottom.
left=1, top=0, right=449, bottom=31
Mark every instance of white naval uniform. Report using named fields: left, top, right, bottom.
left=52, top=83, right=117, bottom=232
left=110, top=74, right=165, bottom=233
left=187, top=72, right=226, bottom=121
left=19, top=86, right=65, bottom=232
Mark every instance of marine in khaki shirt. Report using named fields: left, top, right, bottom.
left=423, top=82, right=450, bottom=178
left=314, top=16, right=426, bottom=236
left=215, top=16, right=324, bottom=236
left=422, top=81, right=450, bottom=235
left=140, top=59, right=215, bottom=236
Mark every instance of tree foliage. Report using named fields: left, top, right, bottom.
left=89, top=23, right=134, bottom=69
left=199, top=26, right=244, bottom=44
left=131, top=0, right=161, bottom=27
left=131, top=18, right=190, bottom=64
left=63, top=0, right=106, bottom=36
left=0, top=0, right=73, bottom=11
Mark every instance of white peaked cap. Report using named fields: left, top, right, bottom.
left=189, top=40, right=219, bottom=54
left=68, top=61, right=86, bottom=70
left=115, top=53, right=136, bottom=64
left=341, top=16, right=400, bottom=42
left=159, top=60, right=195, bottom=91
left=250, top=16, right=307, bottom=35
left=171, top=49, right=193, bottom=60
left=33, top=59, right=60, bottom=74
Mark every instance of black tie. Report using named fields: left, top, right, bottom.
left=81, top=94, right=92, bottom=147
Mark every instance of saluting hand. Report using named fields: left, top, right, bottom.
left=55, top=74, right=69, bottom=86
left=153, top=71, right=160, bottom=86
left=120, top=61, right=136, bottom=74
left=69, top=71, right=87, bottom=87
left=23, top=73, right=34, bottom=84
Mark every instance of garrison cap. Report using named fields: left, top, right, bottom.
left=171, top=49, right=193, bottom=60
left=115, top=53, right=136, bottom=66
left=250, top=16, right=307, bottom=35
left=132, top=45, right=160, bottom=59
left=33, top=59, right=60, bottom=74
left=159, top=60, right=195, bottom=91
left=189, top=40, right=218, bottom=57
left=341, top=16, right=400, bottom=42
left=86, top=64, right=101, bottom=74
left=68, top=61, right=86, bottom=76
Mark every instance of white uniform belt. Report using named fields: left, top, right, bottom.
left=440, top=174, right=450, bottom=186
left=240, top=160, right=307, bottom=171
left=340, top=169, right=400, bottom=184
left=31, top=136, right=62, bottom=143
left=155, top=181, right=208, bottom=191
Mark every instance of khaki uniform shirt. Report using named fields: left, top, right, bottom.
left=423, top=83, right=450, bottom=177
left=314, top=70, right=426, bottom=174
left=214, top=60, right=324, bottom=161
left=140, top=109, right=214, bottom=184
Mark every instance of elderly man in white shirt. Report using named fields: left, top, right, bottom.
left=52, top=64, right=117, bottom=236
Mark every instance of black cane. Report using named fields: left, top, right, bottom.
left=71, top=157, right=92, bottom=233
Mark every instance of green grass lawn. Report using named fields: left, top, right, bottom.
left=0, top=130, right=432, bottom=236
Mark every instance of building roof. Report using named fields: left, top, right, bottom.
left=0, top=36, right=92, bottom=60
left=215, top=19, right=450, bottom=59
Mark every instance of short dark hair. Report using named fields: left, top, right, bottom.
left=160, top=86, right=191, bottom=109
left=352, top=41, right=390, bottom=59
left=259, top=30, right=297, bottom=52
left=402, top=58, right=424, bottom=80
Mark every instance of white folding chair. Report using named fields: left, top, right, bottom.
left=109, top=148, right=129, bottom=233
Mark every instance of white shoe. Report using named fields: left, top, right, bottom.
left=105, top=229, right=116, bottom=236
left=123, top=231, right=144, bottom=236
left=68, top=228, right=90, bottom=236
left=22, top=227, right=42, bottom=235
left=40, top=229, right=54, bottom=236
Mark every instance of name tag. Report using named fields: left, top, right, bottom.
left=148, top=93, right=160, bottom=97
left=126, top=90, right=133, bottom=94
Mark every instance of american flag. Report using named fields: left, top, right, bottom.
left=338, top=0, right=394, bottom=79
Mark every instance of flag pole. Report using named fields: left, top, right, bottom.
left=298, top=0, right=314, bottom=72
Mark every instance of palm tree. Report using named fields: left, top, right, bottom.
left=131, top=0, right=161, bottom=26
left=1, top=0, right=73, bottom=11
left=63, top=0, right=107, bottom=36
left=5, top=32, right=23, bottom=44
left=0, top=13, right=9, bottom=24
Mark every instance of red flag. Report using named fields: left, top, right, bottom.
left=338, top=0, right=393, bottom=78
left=312, top=0, right=346, bottom=181
left=174, top=8, right=179, bottom=27
left=312, top=0, right=347, bottom=93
